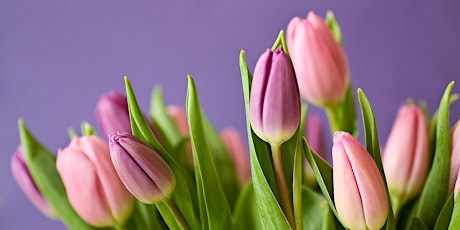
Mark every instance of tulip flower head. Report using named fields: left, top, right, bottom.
left=383, top=104, right=429, bottom=208
left=333, top=132, right=388, bottom=230
left=57, top=136, right=134, bottom=227
left=450, top=120, right=460, bottom=193
left=220, top=127, right=251, bottom=187
left=96, top=91, right=131, bottom=138
left=11, top=146, right=58, bottom=219
left=249, top=47, right=301, bottom=145
left=287, top=11, right=350, bottom=108
left=109, top=133, right=176, bottom=204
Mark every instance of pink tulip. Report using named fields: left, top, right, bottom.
left=383, top=104, right=429, bottom=206
left=287, top=11, right=350, bottom=108
left=11, top=146, right=58, bottom=219
left=249, top=48, right=301, bottom=145
left=167, top=105, right=190, bottom=136
left=109, top=133, right=176, bottom=204
left=96, top=91, right=131, bottom=138
left=57, top=136, right=134, bottom=227
left=450, top=120, right=460, bottom=193
left=305, top=114, right=326, bottom=157
left=220, top=127, right=251, bottom=187
left=333, top=132, right=388, bottom=230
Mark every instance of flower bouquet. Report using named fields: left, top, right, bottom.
left=11, top=10, right=460, bottom=230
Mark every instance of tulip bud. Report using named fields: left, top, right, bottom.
left=287, top=11, right=350, bottom=108
left=220, top=127, right=251, bottom=187
left=304, top=114, right=326, bottom=186
left=383, top=105, right=429, bottom=207
left=249, top=48, right=301, bottom=145
left=11, top=146, right=58, bottom=219
left=450, top=120, right=460, bottom=193
left=57, top=136, right=134, bottom=227
left=167, top=105, right=190, bottom=136
left=109, top=133, right=176, bottom=204
left=333, top=132, right=388, bottom=230
left=96, top=91, right=131, bottom=138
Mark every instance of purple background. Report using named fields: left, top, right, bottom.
left=1, top=1, right=460, bottom=229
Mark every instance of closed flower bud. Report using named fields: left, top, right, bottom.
left=220, top=127, right=251, bottom=187
left=333, top=132, right=388, bottom=230
left=109, top=133, right=176, bottom=204
left=249, top=48, right=301, bottom=145
left=11, top=146, right=58, bottom=219
left=450, top=120, right=460, bottom=193
left=287, top=11, right=350, bottom=108
left=57, top=136, right=134, bottom=227
left=383, top=105, right=429, bottom=207
left=96, top=91, right=131, bottom=137
left=304, top=114, right=327, bottom=186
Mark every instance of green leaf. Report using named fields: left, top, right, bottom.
left=302, top=186, right=342, bottom=230
left=448, top=193, right=460, bottom=229
left=18, top=119, right=100, bottom=230
left=232, top=182, right=263, bottom=230
left=408, top=217, right=429, bottom=230
left=240, top=50, right=291, bottom=229
left=124, top=77, right=199, bottom=230
left=338, top=84, right=358, bottom=136
left=186, top=75, right=232, bottom=229
left=271, top=30, right=290, bottom=57
left=411, top=82, right=454, bottom=228
left=434, top=193, right=454, bottom=230
left=293, top=105, right=307, bottom=230
left=80, top=121, right=97, bottom=136
left=303, top=139, right=339, bottom=221
left=357, top=89, right=396, bottom=230
left=325, top=11, right=342, bottom=45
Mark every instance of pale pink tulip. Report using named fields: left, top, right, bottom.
left=449, top=120, right=460, bottom=193
left=57, top=136, right=134, bottom=227
left=287, top=11, right=349, bottom=108
left=383, top=105, right=429, bottom=205
left=333, top=132, right=388, bottom=230
left=220, top=127, right=251, bottom=187
left=249, top=48, right=301, bottom=145
left=11, top=146, right=58, bottom=219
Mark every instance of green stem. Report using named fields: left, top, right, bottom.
left=293, top=141, right=303, bottom=230
left=163, top=199, right=190, bottom=230
left=326, top=105, right=340, bottom=136
left=271, top=143, right=296, bottom=229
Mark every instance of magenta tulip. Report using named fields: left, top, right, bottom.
left=220, top=127, right=251, bottom=187
left=96, top=91, right=131, bottom=138
left=57, top=136, right=134, bottom=227
left=450, top=120, right=460, bottom=193
left=249, top=47, right=301, bottom=145
left=383, top=104, right=429, bottom=208
left=287, top=11, right=349, bottom=108
left=333, top=132, right=388, bottom=230
left=109, top=133, right=176, bottom=204
left=11, top=146, right=57, bottom=219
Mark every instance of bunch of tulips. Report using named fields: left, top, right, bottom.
left=11, top=10, right=460, bottom=230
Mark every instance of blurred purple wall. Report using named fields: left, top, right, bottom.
left=1, top=1, right=460, bottom=229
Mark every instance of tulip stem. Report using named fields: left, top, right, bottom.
left=163, top=199, right=190, bottom=230
left=271, top=144, right=296, bottom=229
left=326, top=106, right=340, bottom=135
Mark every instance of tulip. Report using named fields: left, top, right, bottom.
left=383, top=104, right=429, bottom=210
left=304, top=114, right=326, bottom=186
left=11, top=146, right=58, bottom=219
left=287, top=11, right=350, bottom=108
left=96, top=91, right=131, bottom=138
left=333, top=132, right=388, bottom=230
left=167, top=105, right=190, bottom=136
left=220, top=127, right=251, bottom=187
left=109, top=133, right=176, bottom=204
left=249, top=47, right=301, bottom=145
left=450, top=120, right=460, bottom=193
left=57, top=136, right=134, bottom=227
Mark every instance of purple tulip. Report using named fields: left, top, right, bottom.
left=249, top=48, right=301, bottom=145
left=11, top=146, right=58, bottom=219
left=287, top=11, right=350, bottom=108
left=383, top=104, right=429, bottom=207
left=450, top=120, right=460, bottom=194
left=220, top=127, right=251, bottom=187
left=57, top=136, right=134, bottom=227
left=333, top=132, right=388, bottom=230
left=96, top=91, right=131, bottom=138
left=109, top=133, right=176, bottom=204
